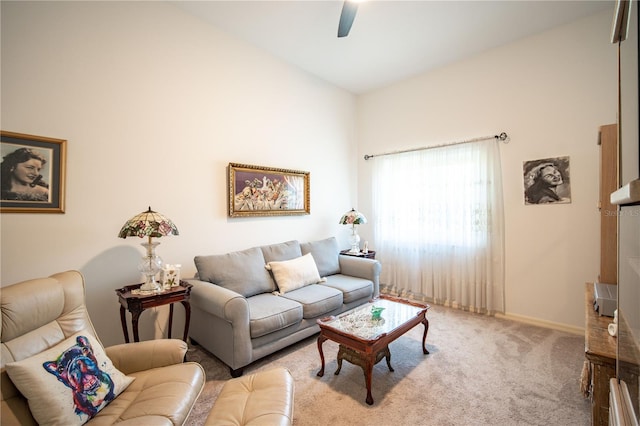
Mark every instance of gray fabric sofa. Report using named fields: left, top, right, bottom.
left=187, top=237, right=381, bottom=377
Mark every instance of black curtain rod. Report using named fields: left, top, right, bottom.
left=364, top=132, right=509, bottom=160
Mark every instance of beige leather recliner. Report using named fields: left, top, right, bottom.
left=1, top=270, right=205, bottom=425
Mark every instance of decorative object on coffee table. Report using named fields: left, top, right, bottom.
left=339, top=208, right=367, bottom=254
left=118, top=206, right=179, bottom=292
left=371, top=305, right=385, bottom=319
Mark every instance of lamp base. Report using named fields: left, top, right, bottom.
left=348, top=229, right=361, bottom=254
left=140, top=275, right=162, bottom=292
left=139, top=240, right=163, bottom=293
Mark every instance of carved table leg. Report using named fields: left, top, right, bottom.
left=364, top=356, right=375, bottom=405
left=182, top=300, right=191, bottom=342
left=131, top=310, right=141, bottom=343
left=119, top=306, right=130, bottom=343
left=422, top=316, right=430, bottom=354
left=317, top=335, right=328, bottom=377
left=384, top=346, right=394, bottom=372
left=168, top=303, right=174, bottom=339
left=335, top=345, right=345, bottom=375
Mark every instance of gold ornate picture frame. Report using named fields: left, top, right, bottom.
left=228, top=162, right=310, bottom=217
left=1, top=131, right=67, bottom=213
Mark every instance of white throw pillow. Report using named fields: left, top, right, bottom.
left=5, top=331, right=134, bottom=426
left=265, top=253, right=323, bottom=294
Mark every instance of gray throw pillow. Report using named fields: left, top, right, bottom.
left=194, top=246, right=275, bottom=297
left=261, top=240, right=302, bottom=263
left=300, top=237, right=341, bottom=277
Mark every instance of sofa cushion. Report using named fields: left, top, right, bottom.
left=266, top=253, right=323, bottom=294
left=195, top=247, right=275, bottom=297
left=300, top=237, right=341, bottom=276
left=261, top=240, right=302, bottom=263
left=5, top=332, right=134, bottom=426
left=247, top=294, right=304, bottom=339
left=281, top=284, right=343, bottom=319
left=323, top=275, right=373, bottom=304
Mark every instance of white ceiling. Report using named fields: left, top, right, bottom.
left=172, top=1, right=613, bottom=94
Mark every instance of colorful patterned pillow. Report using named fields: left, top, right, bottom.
left=5, top=332, right=134, bottom=426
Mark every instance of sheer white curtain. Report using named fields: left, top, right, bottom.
left=371, top=139, right=505, bottom=314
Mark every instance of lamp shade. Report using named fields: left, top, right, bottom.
left=339, top=208, right=367, bottom=226
left=118, top=207, right=179, bottom=239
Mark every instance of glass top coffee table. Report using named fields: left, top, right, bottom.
left=316, top=294, right=430, bottom=405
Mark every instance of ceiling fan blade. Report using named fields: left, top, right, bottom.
left=338, top=1, right=359, bottom=38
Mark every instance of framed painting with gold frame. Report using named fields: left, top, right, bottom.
left=228, top=162, right=310, bottom=217
left=1, top=131, right=67, bottom=213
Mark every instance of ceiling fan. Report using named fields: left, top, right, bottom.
left=337, top=0, right=359, bottom=38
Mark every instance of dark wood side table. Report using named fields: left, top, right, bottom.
left=115, top=281, right=192, bottom=343
left=340, top=249, right=376, bottom=259
left=584, top=282, right=617, bottom=426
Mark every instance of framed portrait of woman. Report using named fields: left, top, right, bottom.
left=1, top=131, right=67, bottom=213
left=523, top=156, right=571, bottom=205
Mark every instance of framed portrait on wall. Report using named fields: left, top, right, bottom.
left=228, top=162, right=310, bottom=217
left=1, top=131, right=67, bottom=213
left=523, top=156, right=571, bottom=205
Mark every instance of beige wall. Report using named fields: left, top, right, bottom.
left=356, top=10, right=617, bottom=331
left=1, top=3, right=617, bottom=343
left=0, top=2, right=357, bottom=346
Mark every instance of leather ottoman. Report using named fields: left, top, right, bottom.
left=205, top=367, right=294, bottom=426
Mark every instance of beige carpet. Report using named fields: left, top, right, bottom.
left=185, top=304, right=590, bottom=425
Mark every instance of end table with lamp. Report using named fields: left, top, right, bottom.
left=118, top=206, right=180, bottom=292
left=115, top=281, right=192, bottom=343
left=339, top=208, right=368, bottom=254
left=116, top=206, right=189, bottom=342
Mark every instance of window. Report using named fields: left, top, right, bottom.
left=371, top=139, right=504, bottom=313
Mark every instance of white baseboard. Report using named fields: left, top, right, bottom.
left=379, top=286, right=585, bottom=335
left=495, top=312, right=584, bottom=335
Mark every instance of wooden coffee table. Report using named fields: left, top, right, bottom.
left=316, top=295, right=430, bottom=405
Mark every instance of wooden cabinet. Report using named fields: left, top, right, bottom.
left=598, top=124, right=618, bottom=284
left=583, top=125, right=620, bottom=425
left=584, top=125, right=620, bottom=425
left=585, top=283, right=617, bottom=425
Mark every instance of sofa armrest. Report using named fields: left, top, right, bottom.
left=186, top=278, right=253, bottom=371
left=186, top=279, right=249, bottom=323
left=338, top=256, right=382, bottom=298
left=105, top=339, right=187, bottom=374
